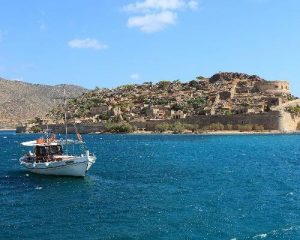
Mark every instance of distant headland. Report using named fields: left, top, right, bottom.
left=14, top=72, right=300, bottom=134
left=0, top=76, right=87, bottom=129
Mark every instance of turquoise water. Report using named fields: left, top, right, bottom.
left=1, top=132, right=300, bottom=239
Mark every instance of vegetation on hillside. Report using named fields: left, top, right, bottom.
left=46, top=72, right=294, bottom=127
left=104, top=122, right=136, bottom=133
left=286, top=105, right=300, bottom=115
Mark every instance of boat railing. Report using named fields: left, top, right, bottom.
left=22, top=154, right=80, bottom=163
left=23, top=155, right=58, bottom=163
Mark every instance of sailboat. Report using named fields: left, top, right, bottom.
left=19, top=136, right=96, bottom=177
left=19, top=89, right=96, bottom=177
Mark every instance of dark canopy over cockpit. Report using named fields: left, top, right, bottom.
left=35, top=145, right=63, bottom=157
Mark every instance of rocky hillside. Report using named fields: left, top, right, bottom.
left=0, top=77, right=87, bottom=128
left=48, top=72, right=295, bottom=124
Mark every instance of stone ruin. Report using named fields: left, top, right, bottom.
left=209, top=72, right=264, bottom=84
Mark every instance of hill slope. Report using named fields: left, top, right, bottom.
left=0, top=77, right=87, bottom=128
left=48, top=72, right=294, bottom=124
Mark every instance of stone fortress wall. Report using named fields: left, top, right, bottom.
left=275, top=99, right=300, bottom=132
left=255, top=81, right=290, bottom=95
left=278, top=111, right=300, bottom=132
left=133, top=111, right=282, bottom=131
left=142, top=110, right=300, bottom=132
left=16, top=111, right=300, bottom=133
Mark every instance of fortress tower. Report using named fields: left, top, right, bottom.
left=255, top=81, right=290, bottom=95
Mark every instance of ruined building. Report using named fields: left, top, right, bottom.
left=30, top=72, right=300, bottom=133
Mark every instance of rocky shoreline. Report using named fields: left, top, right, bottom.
left=108, top=130, right=299, bottom=135
left=11, top=126, right=299, bottom=135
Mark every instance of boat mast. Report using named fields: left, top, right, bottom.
left=46, top=122, right=49, bottom=143
left=63, top=88, right=68, bottom=155
left=53, top=86, right=74, bottom=155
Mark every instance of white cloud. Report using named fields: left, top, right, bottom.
left=124, top=0, right=185, bottom=12
left=188, top=0, right=198, bottom=10
left=68, top=38, right=108, bottom=50
left=123, top=0, right=198, bottom=33
left=130, top=73, right=140, bottom=80
left=128, top=11, right=177, bottom=33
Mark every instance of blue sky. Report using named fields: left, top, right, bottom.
left=0, top=0, right=299, bottom=95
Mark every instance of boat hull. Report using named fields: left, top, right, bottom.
left=20, top=156, right=95, bottom=177
left=25, top=162, right=88, bottom=177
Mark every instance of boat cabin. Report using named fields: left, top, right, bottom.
left=21, top=137, right=84, bottom=162
left=35, top=144, right=63, bottom=158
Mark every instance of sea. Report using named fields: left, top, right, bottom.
left=0, top=131, right=300, bottom=240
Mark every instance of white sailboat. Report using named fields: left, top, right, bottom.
left=19, top=88, right=96, bottom=177
left=19, top=138, right=96, bottom=177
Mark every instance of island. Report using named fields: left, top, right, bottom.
left=16, top=72, right=300, bottom=134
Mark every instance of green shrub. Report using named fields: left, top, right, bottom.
left=119, top=84, right=136, bottom=91
left=201, top=125, right=209, bottom=131
left=196, top=76, right=205, bottom=80
left=104, top=123, right=135, bottom=133
left=187, top=97, right=208, bottom=109
left=225, top=124, right=233, bottom=130
left=224, top=110, right=232, bottom=116
left=31, top=125, right=43, bottom=133
left=116, top=103, right=132, bottom=112
left=253, top=124, right=264, bottom=131
left=158, top=81, right=171, bottom=90
left=238, top=124, right=253, bottom=132
left=97, top=114, right=109, bottom=121
left=172, top=122, right=185, bottom=134
left=152, top=98, right=169, bottom=105
left=208, top=123, right=224, bottom=131
left=90, top=97, right=101, bottom=105
left=286, top=105, right=300, bottom=115
left=188, top=80, right=198, bottom=88
left=184, top=124, right=199, bottom=132
left=171, top=103, right=186, bottom=111
left=155, top=123, right=171, bottom=133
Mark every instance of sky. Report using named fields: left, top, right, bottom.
left=0, top=0, right=299, bottom=95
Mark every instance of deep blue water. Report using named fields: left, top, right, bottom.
left=0, top=131, right=300, bottom=239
